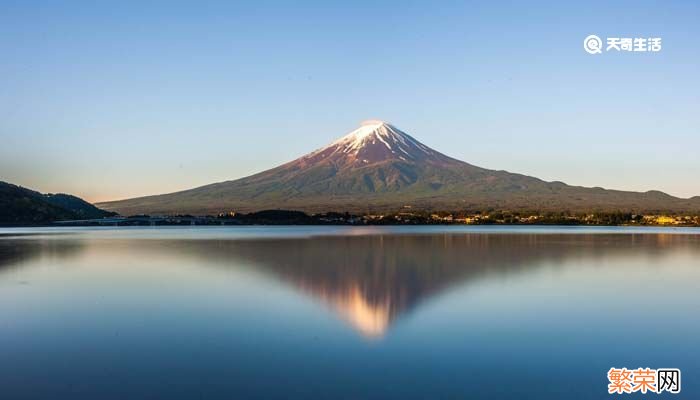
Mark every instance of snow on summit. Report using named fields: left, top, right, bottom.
left=309, top=120, right=437, bottom=166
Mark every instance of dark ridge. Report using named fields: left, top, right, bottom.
left=0, top=181, right=114, bottom=226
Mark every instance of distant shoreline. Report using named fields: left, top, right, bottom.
left=3, top=209, right=699, bottom=228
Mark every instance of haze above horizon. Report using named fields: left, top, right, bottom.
left=1, top=1, right=699, bottom=202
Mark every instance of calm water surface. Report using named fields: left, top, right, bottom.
left=1, top=226, right=698, bottom=399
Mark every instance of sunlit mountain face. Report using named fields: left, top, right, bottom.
left=98, top=121, right=700, bottom=216
left=297, top=120, right=458, bottom=167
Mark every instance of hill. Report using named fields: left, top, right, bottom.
left=44, top=193, right=117, bottom=219
left=0, top=181, right=115, bottom=225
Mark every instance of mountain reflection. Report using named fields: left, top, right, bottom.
left=182, top=233, right=700, bottom=337
left=2, top=231, right=699, bottom=338
left=0, top=235, right=84, bottom=272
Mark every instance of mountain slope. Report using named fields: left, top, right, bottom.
left=44, top=193, right=117, bottom=219
left=97, top=121, right=700, bottom=215
left=0, top=181, right=115, bottom=225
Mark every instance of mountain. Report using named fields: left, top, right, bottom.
left=97, top=120, right=700, bottom=215
left=44, top=193, right=117, bottom=219
left=0, top=181, right=115, bottom=225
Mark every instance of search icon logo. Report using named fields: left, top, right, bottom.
left=584, top=35, right=603, bottom=54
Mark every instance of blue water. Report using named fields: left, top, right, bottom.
left=1, top=226, right=698, bottom=399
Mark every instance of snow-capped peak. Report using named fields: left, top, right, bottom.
left=327, top=120, right=432, bottom=155
left=301, top=120, right=446, bottom=167
left=333, top=120, right=391, bottom=148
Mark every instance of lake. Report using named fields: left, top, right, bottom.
left=1, top=226, right=698, bottom=399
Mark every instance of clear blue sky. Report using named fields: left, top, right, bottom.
left=1, top=0, right=698, bottom=202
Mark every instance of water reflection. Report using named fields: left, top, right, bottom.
left=192, top=233, right=700, bottom=337
left=0, top=236, right=84, bottom=273
left=2, top=231, right=697, bottom=338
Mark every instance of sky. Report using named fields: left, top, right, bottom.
left=1, top=0, right=699, bottom=202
